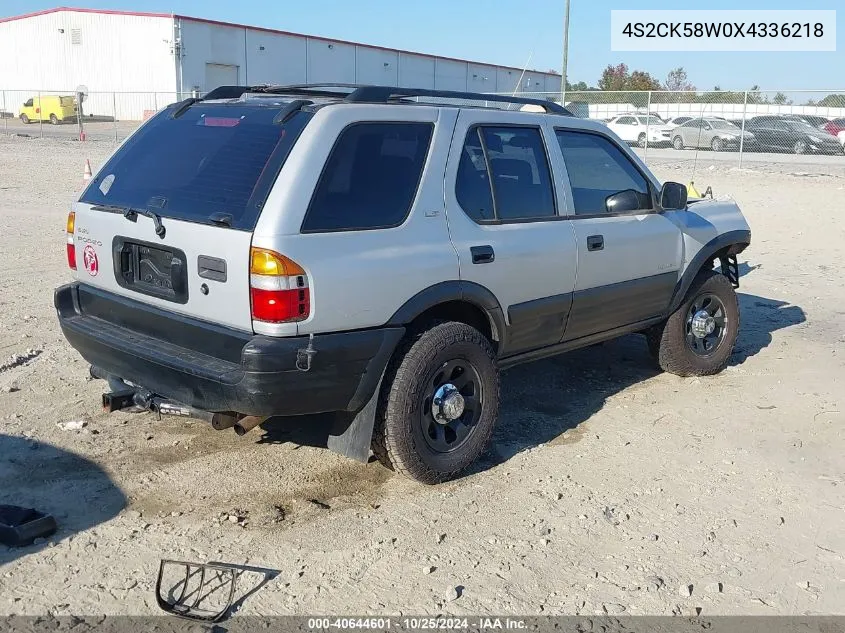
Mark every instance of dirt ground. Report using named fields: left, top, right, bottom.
left=0, top=134, right=843, bottom=618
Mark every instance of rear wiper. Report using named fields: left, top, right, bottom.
left=91, top=204, right=166, bottom=238
left=123, top=207, right=166, bottom=238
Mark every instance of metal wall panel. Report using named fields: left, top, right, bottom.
left=245, top=30, right=307, bottom=85
left=355, top=47, right=398, bottom=86
left=467, top=64, right=496, bottom=94
left=306, top=39, right=355, bottom=83
left=398, top=53, right=435, bottom=89
left=434, top=59, right=467, bottom=91
left=179, top=19, right=247, bottom=92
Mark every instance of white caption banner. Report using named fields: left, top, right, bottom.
left=611, top=10, right=836, bottom=52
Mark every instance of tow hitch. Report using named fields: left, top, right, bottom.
left=92, top=365, right=247, bottom=430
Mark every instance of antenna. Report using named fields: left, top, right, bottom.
left=511, top=51, right=535, bottom=98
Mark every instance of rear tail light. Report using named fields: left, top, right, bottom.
left=249, top=247, right=309, bottom=323
left=66, top=211, right=76, bottom=270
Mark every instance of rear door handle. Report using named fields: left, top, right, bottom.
left=470, top=245, right=495, bottom=264
left=587, top=235, right=604, bottom=252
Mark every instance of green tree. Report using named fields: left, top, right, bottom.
left=772, top=92, right=791, bottom=105
left=664, top=67, right=695, bottom=92
left=818, top=94, right=845, bottom=107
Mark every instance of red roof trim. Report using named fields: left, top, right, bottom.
left=0, top=6, right=172, bottom=24
left=0, top=6, right=559, bottom=77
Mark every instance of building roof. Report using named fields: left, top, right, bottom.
left=0, top=6, right=560, bottom=77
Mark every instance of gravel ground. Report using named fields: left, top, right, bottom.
left=0, top=134, right=843, bottom=617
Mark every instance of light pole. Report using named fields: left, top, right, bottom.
left=560, top=0, right=571, bottom=105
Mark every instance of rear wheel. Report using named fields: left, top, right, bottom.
left=793, top=140, right=807, bottom=155
left=672, top=136, right=684, bottom=150
left=49, top=113, right=59, bottom=125
left=372, top=322, right=499, bottom=484
left=648, top=270, right=739, bottom=377
left=638, top=133, right=648, bottom=148
left=711, top=137, right=723, bottom=152
left=19, top=114, right=29, bottom=124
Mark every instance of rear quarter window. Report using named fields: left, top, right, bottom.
left=301, top=122, right=434, bottom=233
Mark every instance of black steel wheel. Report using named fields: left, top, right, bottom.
left=684, top=293, right=728, bottom=356
left=372, top=321, right=499, bottom=484
left=648, top=270, right=739, bottom=377
left=419, top=359, right=483, bottom=454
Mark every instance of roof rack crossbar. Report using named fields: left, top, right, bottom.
left=345, top=86, right=571, bottom=115
left=197, top=84, right=572, bottom=115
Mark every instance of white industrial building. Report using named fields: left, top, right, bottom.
left=0, top=7, right=562, bottom=120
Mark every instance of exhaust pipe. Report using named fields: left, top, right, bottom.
left=233, top=415, right=265, bottom=436
left=210, top=413, right=239, bottom=431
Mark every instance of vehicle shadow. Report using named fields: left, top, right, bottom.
left=253, top=291, right=805, bottom=476
left=474, top=290, right=806, bottom=471
left=0, top=434, right=126, bottom=565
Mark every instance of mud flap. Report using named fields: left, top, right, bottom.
left=155, top=559, right=238, bottom=622
left=326, top=375, right=384, bottom=463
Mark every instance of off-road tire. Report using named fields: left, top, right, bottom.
left=19, top=114, right=29, bottom=124
left=638, top=133, right=648, bottom=148
left=371, top=321, right=499, bottom=484
left=49, top=114, right=59, bottom=125
left=672, top=136, right=684, bottom=150
left=647, top=270, right=739, bottom=377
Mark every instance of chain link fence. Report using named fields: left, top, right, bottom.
left=3, top=88, right=844, bottom=169
left=509, top=90, right=845, bottom=169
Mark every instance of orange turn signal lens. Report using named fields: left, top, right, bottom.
left=66, top=211, right=75, bottom=234
left=250, top=247, right=305, bottom=277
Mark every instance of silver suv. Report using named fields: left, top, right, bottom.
left=56, top=84, right=751, bottom=484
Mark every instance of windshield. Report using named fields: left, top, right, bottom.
left=785, top=121, right=823, bottom=134
left=708, top=120, right=737, bottom=130
left=637, top=116, right=663, bottom=125
left=80, top=103, right=312, bottom=231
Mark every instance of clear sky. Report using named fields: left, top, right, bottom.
left=2, top=0, right=841, bottom=93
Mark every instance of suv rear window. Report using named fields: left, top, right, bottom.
left=80, top=103, right=311, bottom=231
left=301, top=122, right=433, bottom=233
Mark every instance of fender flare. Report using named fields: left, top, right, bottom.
left=667, top=230, right=751, bottom=314
left=386, top=280, right=506, bottom=343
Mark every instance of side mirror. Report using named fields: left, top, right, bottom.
left=660, top=182, right=688, bottom=210
left=605, top=189, right=641, bottom=213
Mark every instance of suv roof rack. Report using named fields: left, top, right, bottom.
left=202, top=83, right=572, bottom=115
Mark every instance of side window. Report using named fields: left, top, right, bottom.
left=24, top=98, right=33, bottom=107
left=455, top=126, right=556, bottom=222
left=480, top=127, right=556, bottom=220
left=301, top=122, right=433, bottom=232
left=618, top=116, right=635, bottom=125
left=556, top=130, right=653, bottom=215
left=455, top=129, right=495, bottom=221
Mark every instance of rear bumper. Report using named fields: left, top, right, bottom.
left=55, top=283, right=404, bottom=417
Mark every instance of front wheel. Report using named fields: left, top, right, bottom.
left=794, top=140, right=807, bottom=155
left=638, top=133, right=648, bottom=148
left=672, top=136, right=684, bottom=150
left=647, top=270, right=739, bottom=377
left=711, top=137, right=723, bottom=152
left=372, top=322, right=500, bottom=484
left=19, top=114, right=29, bottom=124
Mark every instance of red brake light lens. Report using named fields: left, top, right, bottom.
left=66, top=211, right=77, bottom=270
left=249, top=247, right=309, bottom=323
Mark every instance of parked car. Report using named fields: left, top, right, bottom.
left=671, top=118, right=756, bottom=152
left=822, top=118, right=845, bottom=146
left=606, top=114, right=674, bottom=147
left=745, top=116, right=843, bottom=154
left=783, top=114, right=830, bottom=129
left=666, top=116, right=693, bottom=127
left=19, top=95, right=77, bottom=125
left=56, top=84, right=751, bottom=484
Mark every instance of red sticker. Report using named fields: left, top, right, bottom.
left=83, top=245, right=99, bottom=277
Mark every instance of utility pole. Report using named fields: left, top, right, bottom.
left=560, top=0, right=571, bottom=105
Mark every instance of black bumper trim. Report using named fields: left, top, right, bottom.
left=55, top=283, right=404, bottom=417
